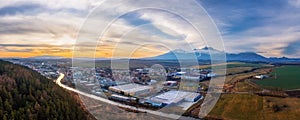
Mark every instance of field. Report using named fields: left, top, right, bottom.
left=254, top=66, right=300, bottom=90
left=197, top=62, right=266, bottom=69
left=197, top=62, right=271, bottom=76
left=189, top=63, right=300, bottom=120
left=208, top=94, right=300, bottom=120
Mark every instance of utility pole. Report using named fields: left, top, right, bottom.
left=274, top=68, right=277, bottom=79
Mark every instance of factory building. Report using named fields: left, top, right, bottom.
left=108, top=83, right=153, bottom=97
left=146, top=90, right=202, bottom=107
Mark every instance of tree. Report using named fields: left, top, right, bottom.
left=4, top=100, right=12, bottom=112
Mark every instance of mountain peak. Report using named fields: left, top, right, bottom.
left=172, top=49, right=189, bottom=53
left=200, top=46, right=215, bottom=50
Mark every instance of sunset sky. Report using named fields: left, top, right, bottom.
left=0, top=0, right=300, bottom=58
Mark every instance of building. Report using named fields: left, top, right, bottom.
left=108, top=83, right=153, bottom=97
left=254, top=75, right=269, bottom=79
left=167, top=73, right=181, bottom=81
left=146, top=90, right=202, bottom=107
left=163, top=81, right=178, bottom=86
left=98, top=78, right=116, bottom=89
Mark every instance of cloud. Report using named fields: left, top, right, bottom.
left=0, top=0, right=222, bottom=58
left=223, top=24, right=300, bottom=57
left=73, top=0, right=215, bottom=58
left=201, top=0, right=300, bottom=57
left=0, top=44, right=73, bottom=48
left=1, top=0, right=299, bottom=58
left=0, top=3, right=43, bottom=16
left=282, top=40, right=300, bottom=57
left=0, top=46, right=33, bottom=52
left=0, top=11, right=82, bottom=48
left=288, top=0, right=300, bottom=7
left=0, top=1, right=104, bottom=57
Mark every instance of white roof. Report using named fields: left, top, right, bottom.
left=163, top=81, right=177, bottom=84
left=150, top=91, right=200, bottom=104
left=176, top=72, right=186, bottom=74
left=109, top=83, right=152, bottom=93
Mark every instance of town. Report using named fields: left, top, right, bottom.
left=7, top=58, right=217, bottom=112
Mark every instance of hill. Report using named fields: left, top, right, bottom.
left=0, top=60, right=94, bottom=120
left=27, top=55, right=65, bottom=60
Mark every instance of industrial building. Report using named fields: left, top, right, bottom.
left=108, top=83, right=153, bottom=97
left=146, top=90, right=202, bottom=107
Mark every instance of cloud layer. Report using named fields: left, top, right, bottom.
left=201, top=0, right=300, bottom=57
left=0, top=0, right=299, bottom=58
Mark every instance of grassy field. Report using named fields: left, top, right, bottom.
left=234, top=81, right=262, bottom=92
left=208, top=94, right=300, bottom=120
left=197, top=62, right=266, bottom=69
left=209, top=94, right=263, bottom=120
left=197, top=62, right=272, bottom=76
left=226, top=62, right=266, bottom=68
left=254, top=66, right=300, bottom=90
left=204, top=65, right=300, bottom=119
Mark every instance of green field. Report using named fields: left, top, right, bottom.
left=255, top=66, right=300, bottom=90
left=226, top=62, right=265, bottom=68
left=197, top=62, right=266, bottom=69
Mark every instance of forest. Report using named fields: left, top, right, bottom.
left=0, top=60, right=94, bottom=120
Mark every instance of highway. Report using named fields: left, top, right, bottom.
left=55, top=73, right=190, bottom=120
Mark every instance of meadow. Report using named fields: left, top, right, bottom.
left=204, top=64, right=300, bottom=120
left=208, top=94, right=300, bottom=120
left=254, top=66, right=300, bottom=90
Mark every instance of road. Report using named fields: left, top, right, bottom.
left=55, top=73, right=192, bottom=120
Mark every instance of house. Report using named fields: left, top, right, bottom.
left=254, top=75, right=269, bottom=79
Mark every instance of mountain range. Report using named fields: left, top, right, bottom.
left=146, top=47, right=300, bottom=63
left=5, top=47, right=300, bottom=63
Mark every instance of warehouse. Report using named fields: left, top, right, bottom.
left=108, top=83, right=153, bottom=97
left=146, top=90, right=202, bottom=107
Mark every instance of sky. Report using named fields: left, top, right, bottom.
left=0, top=0, right=299, bottom=58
